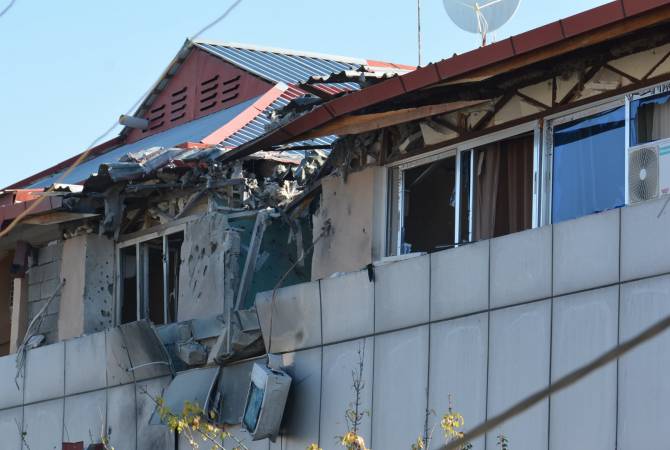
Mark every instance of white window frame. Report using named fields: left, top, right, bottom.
left=541, top=79, right=670, bottom=225
left=115, top=219, right=190, bottom=326
left=386, top=121, right=541, bottom=255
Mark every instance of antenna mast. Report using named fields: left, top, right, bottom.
left=418, top=0, right=423, bottom=66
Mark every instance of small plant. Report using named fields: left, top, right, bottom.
left=440, top=395, right=472, bottom=450
left=338, top=342, right=370, bottom=450
left=141, top=387, right=248, bottom=450
left=497, top=434, right=509, bottom=450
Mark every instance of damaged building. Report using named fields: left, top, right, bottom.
left=4, top=1, right=670, bottom=449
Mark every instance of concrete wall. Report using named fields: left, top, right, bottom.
left=178, top=213, right=239, bottom=322
left=4, top=196, right=670, bottom=450
left=254, top=196, right=670, bottom=450
left=0, top=254, right=13, bottom=355
left=58, top=234, right=115, bottom=341
left=26, top=242, right=63, bottom=344
left=311, top=167, right=386, bottom=280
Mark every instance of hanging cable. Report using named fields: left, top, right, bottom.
left=0, top=0, right=17, bottom=19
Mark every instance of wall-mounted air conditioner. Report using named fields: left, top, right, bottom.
left=628, top=142, right=670, bottom=204
left=242, top=362, right=292, bottom=441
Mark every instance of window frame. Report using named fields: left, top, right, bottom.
left=386, top=121, right=541, bottom=256
left=115, top=219, right=190, bottom=326
left=540, top=97, right=627, bottom=226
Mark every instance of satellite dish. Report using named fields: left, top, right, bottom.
left=443, top=0, right=521, bottom=46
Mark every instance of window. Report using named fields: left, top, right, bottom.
left=550, top=106, right=626, bottom=223
left=473, top=134, right=534, bottom=240
left=387, top=127, right=536, bottom=255
left=118, top=231, right=184, bottom=325
left=630, top=91, right=670, bottom=145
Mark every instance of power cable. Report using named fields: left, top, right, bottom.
left=0, top=0, right=245, bottom=239
left=0, top=0, right=17, bottom=19
left=440, top=311, right=670, bottom=450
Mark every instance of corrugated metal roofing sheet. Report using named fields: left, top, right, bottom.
left=221, top=86, right=335, bottom=149
left=195, top=41, right=370, bottom=90
left=28, top=97, right=259, bottom=188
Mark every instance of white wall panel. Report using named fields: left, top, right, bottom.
left=431, top=242, right=489, bottom=320
left=621, top=197, right=670, bottom=281
left=619, top=275, right=670, bottom=450
left=553, top=209, right=620, bottom=295
left=65, top=331, right=107, bottom=395
left=24, top=341, right=64, bottom=404
left=490, top=227, right=552, bottom=308
left=487, top=301, right=550, bottom=450
left=429, top=314, right=488, bottom=450
left=0, top=407, right=23, bottom=450
left=278, top=348, right=322, bottom=450
left=320, top=338, right=373, bottom=449
left=375, top=255, right=430, bottom=333
left=63, top=390, right=107, bottom=446
left=107, top=383, right=137, bottom=450
left=550, top=286, right=618, bottom=450
left=321, top=271, right=374, bottom=344
left=23, top=398, right=63, bottom=450
left=256, top=282, right=322, bottom=353
left=372, top=326, right=429, bottom=450
left=136, top=376, right=174, bottom=450
left=0, top=354, right=23, bottom=410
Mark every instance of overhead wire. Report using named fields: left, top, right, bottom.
left=0, top=0, right=245, bottom=239
left=0, top=0, right=17, bottom=19
left=439, top=311, right=670, bottom=450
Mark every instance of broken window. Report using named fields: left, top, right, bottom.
left=118, top=231, right=184, bottom=325
left=473, top=134, right=534, bottom=240
left=630, top=91, right=670, bottom=145
left=551, top=106, right=625, bottom=223
left=401, top=155, right=457, bottom=253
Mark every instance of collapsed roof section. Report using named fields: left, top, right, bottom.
left=0, top=41, right=411, bottom=232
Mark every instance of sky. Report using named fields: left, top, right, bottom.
left=0, top=0, right=612, bottom=188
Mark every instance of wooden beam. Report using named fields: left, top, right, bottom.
left=559, top=65, right=602, bottom=105
left=644, top=48, right=670, bottom=80
left=297, top=84, right=336, bottom=101
left=473, top=93, right=515, bottom=131
left=516, top=91, right=551, bottom=110
left=23, top=212, right=99, bottom=226
left=604, top=63, right=639, bottom=82
left=295, top=101, right=484, bottom=140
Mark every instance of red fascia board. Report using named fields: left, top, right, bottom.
left=561, top=1, right=625, bottom=37
left=511, top=22, right=565, bottom=56
left=282, top=104, right=336, bottom=137
left=327, top=76, right=407, bottom=117
left=437, top=38, right=516, bottom=79
left=201, top=84, right=286, bottom=145
left=6, top=136, right=125, bottom=190
left=401, top=63, right=441, bottom=93
left=623, top=0, right=670, bottom=15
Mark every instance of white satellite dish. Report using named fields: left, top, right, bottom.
left=443, top=0, right=521, bottom=46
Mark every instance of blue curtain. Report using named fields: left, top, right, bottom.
left=552, top=107, right=625, bottom=223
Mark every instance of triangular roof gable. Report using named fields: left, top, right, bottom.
left=125, top=44, right=272, bottom=144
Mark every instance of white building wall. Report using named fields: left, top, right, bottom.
left=2, top=197, right=670, bottom=449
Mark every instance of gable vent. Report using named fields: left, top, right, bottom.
left=221, top=75, right=240, bottom=105
left=170, top=86, right=188, bottom=122
left=147, top=104, right=165, bottom=131
left=199, top=75, right=219, bottom=112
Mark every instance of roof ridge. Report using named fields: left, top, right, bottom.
left=193, top=39, right=382, bottom=66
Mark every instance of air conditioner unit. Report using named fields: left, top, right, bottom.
left=242, top=362, right=292, bottom=441
left=627, top=142, right=670, bottom=204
